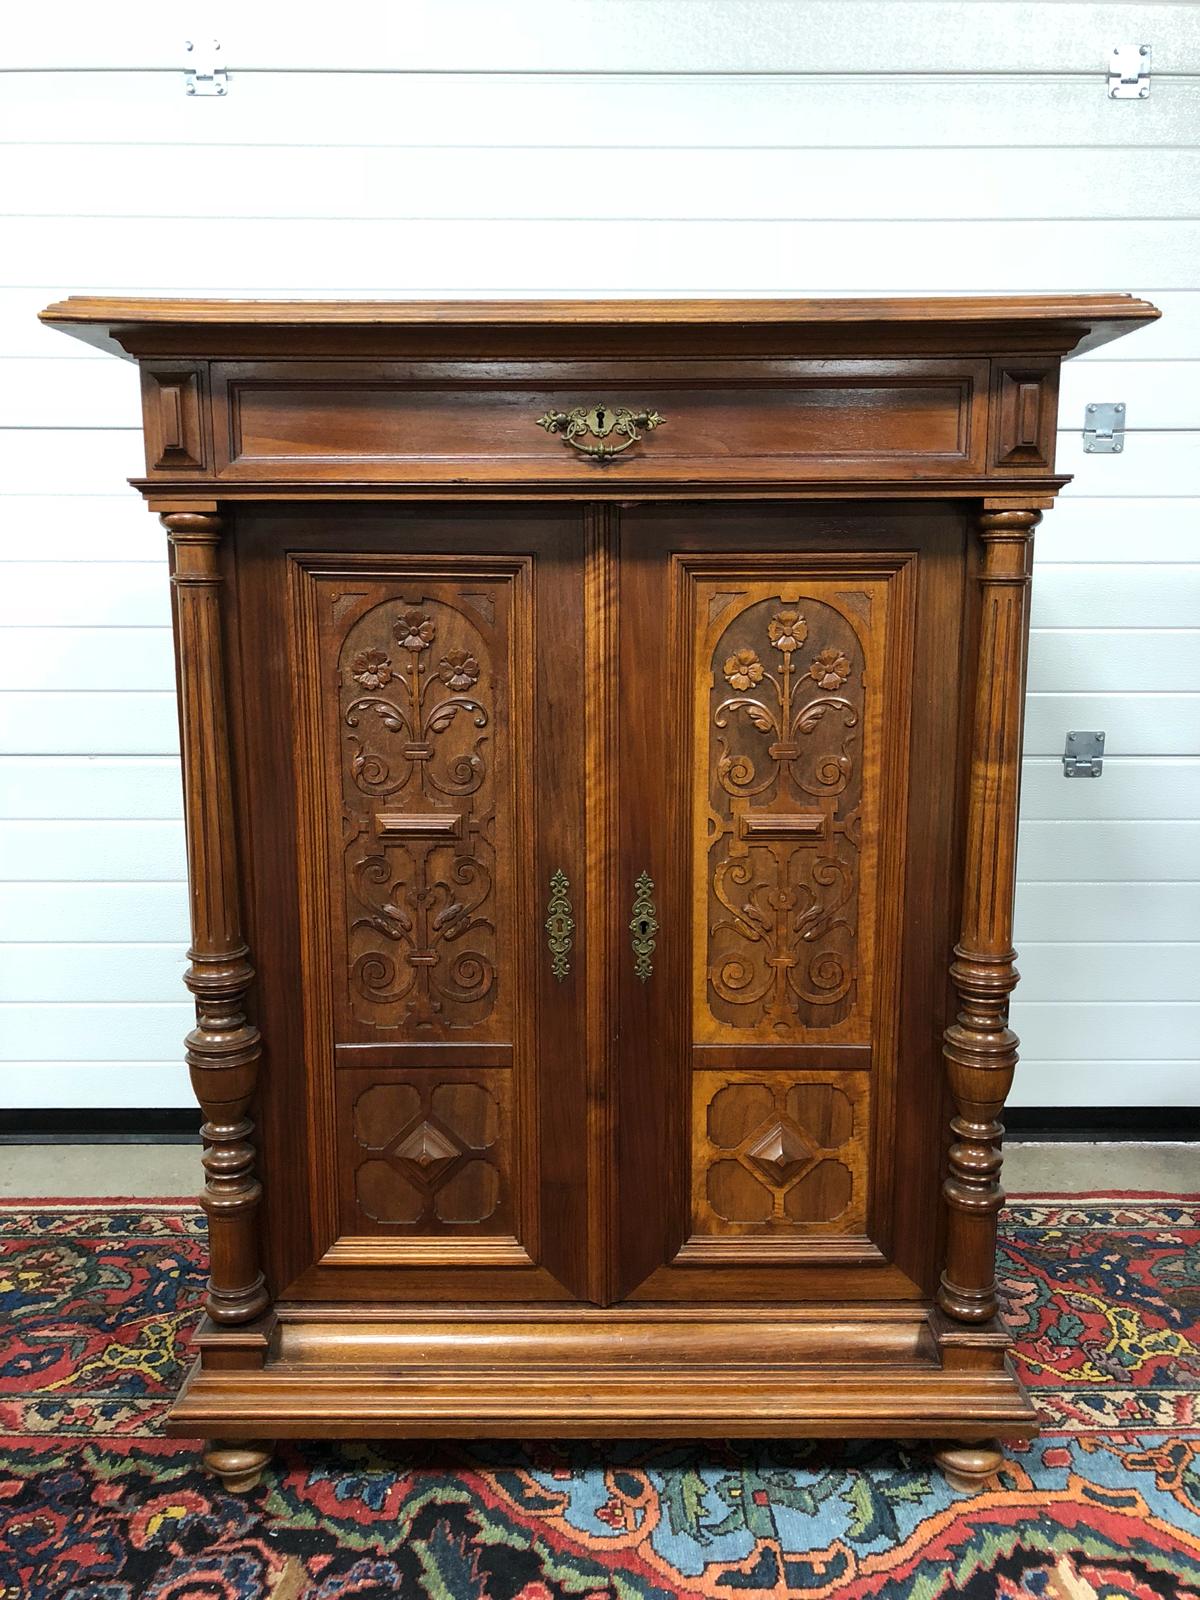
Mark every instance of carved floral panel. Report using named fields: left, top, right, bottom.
left=692, top=579, right=885, bottom=1043
left=331, top=581, right=516, bottom=1038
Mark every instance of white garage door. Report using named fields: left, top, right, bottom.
left=0, top=1, right=1196, bottom=1108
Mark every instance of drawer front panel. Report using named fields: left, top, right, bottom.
left=211, top=360, right=989, bottom=483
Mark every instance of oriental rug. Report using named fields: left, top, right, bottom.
left=2, top=1194, right=1199, bottom=1598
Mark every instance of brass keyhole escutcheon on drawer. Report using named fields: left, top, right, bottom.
left=536, top=402, right=665, bottom=461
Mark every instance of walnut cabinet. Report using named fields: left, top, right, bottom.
left=41, top=294, right=1158, bottom=1490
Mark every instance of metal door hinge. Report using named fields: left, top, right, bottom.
left=1063, top=731, right=1105, bottom=778
left=1108, top=43, right=1151, bottom=98
left=1083, top=402, right=1125, bottom=454
left=185, top=39, right=228, bottom=96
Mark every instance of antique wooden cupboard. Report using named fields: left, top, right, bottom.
left=41, top=294, right=1158, bottom=1490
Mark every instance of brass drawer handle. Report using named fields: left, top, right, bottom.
left=630, top=870, right=658, bottom=983
left=536, top=403, right=665, bottom=462
left=545, top=868, right=574, bottom=981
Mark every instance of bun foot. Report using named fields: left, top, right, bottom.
left=934, top=1440, right=1004, bottom=1492
left=202, top=1440, right=273, bottom=1491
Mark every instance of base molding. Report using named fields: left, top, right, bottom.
left=167, top=1302, right=1037, bottom=1441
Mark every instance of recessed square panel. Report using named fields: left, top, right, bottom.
left=692, top=1070, right=868, bottom=1238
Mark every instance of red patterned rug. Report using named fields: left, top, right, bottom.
left=3, top=1194, right=1200, bottom=1598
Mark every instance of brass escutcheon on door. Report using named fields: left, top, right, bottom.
left=629, top=870, right=658, bottom=982
left=545, top=868, right=574, bottom=981
left=536, top=403, right=665, bottom=462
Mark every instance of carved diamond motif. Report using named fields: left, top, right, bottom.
left=392, top=1120, right=461, bottom=1183
left=745, top=1121, right=810, bottom=1184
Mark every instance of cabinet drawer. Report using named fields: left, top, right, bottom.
left=209, top=359, right=989, bottom=484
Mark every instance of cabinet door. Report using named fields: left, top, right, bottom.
left=234, top=506, right=590, bottom=1302
left=612, top=504, right=970, bottom=1304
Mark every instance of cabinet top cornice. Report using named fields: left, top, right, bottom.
left=39, top=293, right=1159, bottom=361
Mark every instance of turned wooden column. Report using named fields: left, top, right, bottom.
left=938, top=507, right=1040, bottom=1324
left=165, top=511, right=269, bottom=1326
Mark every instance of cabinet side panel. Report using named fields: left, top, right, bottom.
left=228, top=512, right=314, bottom=1298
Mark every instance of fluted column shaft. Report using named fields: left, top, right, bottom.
left=938, top=508, right=1040, bottom=1323
left=165, top=511, right=269, bottom=1326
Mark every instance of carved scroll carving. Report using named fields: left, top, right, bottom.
left=164, top=511, right=268, bottom=1327
left=939, top=508, right=1040, bottom=1323
left=340, top=595, right=500, bottom=1033
left=703, top=594, right=865, bottom=1035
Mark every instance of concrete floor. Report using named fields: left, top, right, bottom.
left=1, top=1143, right=201, bottom=1199
left=0, top=1141, right=1195, bottom=1199
left=1004, top=1141, right=1197, bottom=1195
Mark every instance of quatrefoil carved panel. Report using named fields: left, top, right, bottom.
left=699, top=1077, right=861, bottom=1231
left=351, top=1078, right=504, bottom=1229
